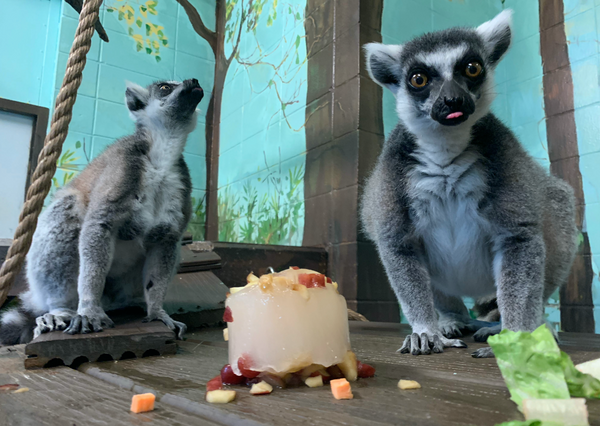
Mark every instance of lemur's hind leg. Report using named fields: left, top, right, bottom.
left=142, top=232, right=187, bottom=339
left=26, top=194, right=81, bottom=339
left=434, top=289, right=499, bottom=338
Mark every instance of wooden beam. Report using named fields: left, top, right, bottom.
left=539, top=0, right=595, bottom=332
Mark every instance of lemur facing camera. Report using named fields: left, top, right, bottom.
left=0, top=79, right=204, bottom=345
left=361, top=10, right=577, bottom=358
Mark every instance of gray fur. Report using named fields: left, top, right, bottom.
left=0, top=79, right=203, bottom=345
left=361, top=11, right=577, bottom=358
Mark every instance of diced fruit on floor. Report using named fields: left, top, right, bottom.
left=338, top=351, right=358, bottom=382
left=398, top=380, right=421, bottom=390
left=221, top=364, right=244, bottom=385
left=206, top=390, right=237, bottom=404
left=130, top=393, right=155, bottom=413
left=305, top=376, right=324, bottom=388
left=357, top=361, right=376, bottom=378
left=207, top=375, right=223, bottom=391
left=330, top=378, right=353, bottom=400
left=250, top=381, right=273, bottom=395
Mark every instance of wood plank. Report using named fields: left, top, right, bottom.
left=212, top=242, right=328, bottom=287
left=0, top=345, right=222, bottom=426
left=76, top=323, right=600, bottom=425
left=24, top=309, right=176, bottom=369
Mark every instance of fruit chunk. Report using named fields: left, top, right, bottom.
left=330, top=378, right=353, bottom=400
left=207, top=375, right=223, bottom=391
left=250, top=380, right=273, bottom=395
left=357, top=361, right=376, bottom=378
left=298, top=273, right=326, bottom=288
left=305, top=376, right=324, bottom=388
left=398, top=380, right=421, bottom=390
left=206, top=390, right=237, bottom=404
left=223, top=328, right=229, bottom=341
left=338, top=351, right=358, bottom=382
left=523, top=398, right=588, bottom=425
left=130, top=393, right=156, bottom=414
left=230, top=287, right=244, bottom=294
left=223, top=307, right=233, bottom=322
left=221, top=364, right=244, bottom=385
left=238, top=354, right=260, bottom=379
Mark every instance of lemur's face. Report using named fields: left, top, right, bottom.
left=365, top=10, right=512, bottom=135
left=125, top=79, right=204, bottom=131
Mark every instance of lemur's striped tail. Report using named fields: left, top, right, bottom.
left=0, top=305, right=35, bottom=345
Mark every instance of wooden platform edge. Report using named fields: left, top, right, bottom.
left=79, top=364, right=264, bottom=426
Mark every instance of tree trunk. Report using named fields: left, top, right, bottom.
left=205, top=0, right=228, bottom=241
left=539, top=0, right=595, bottom=332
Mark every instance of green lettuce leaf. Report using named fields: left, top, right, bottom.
left=488, top=326, right=570, bottom=408
left=559, top=351, right=600, bottom=398
left=495, top=421, right=560, bottom=426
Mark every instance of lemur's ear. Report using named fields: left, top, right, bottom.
left=125, top=82, right=150, bottom=113
left=363, top=43, right=403, bottom=95
left=477, top=9, right=513, bottom=65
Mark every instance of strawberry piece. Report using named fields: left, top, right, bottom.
left=238, top=354, right=260, bottom=379
left=223, top=306, right=233, bottom=322
left=221, top=364, right=244, bottom=385
left=357, top=361, right=376, bottom=378
left=326, top=277, right=332, bottom=283
left=207, top=375, right=223, bottom=391
left=291, top=266, right=299, bottom=270
left=298, top=273, right=326, bottom=288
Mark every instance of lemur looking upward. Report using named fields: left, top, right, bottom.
left=361, top=10, right=577, bottom=358
left=0, top=79, right=203, bottom=345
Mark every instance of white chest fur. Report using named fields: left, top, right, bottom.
left=407, top=147, right=496, bottom=297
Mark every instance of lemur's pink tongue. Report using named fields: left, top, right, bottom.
left=446, top=112, right=464, bottom=119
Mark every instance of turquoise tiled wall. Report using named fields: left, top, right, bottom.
left=47, top=0, right=215, bottom=240
left=563, top=0, right=600, bottom=332
left=217, top=0, right=307, bottom=245
left=381, top=0, right=560, bottom=327
left=0, top=0, right=63, bottom=109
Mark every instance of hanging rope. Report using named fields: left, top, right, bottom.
left=0, top=0, right=103, bottom=307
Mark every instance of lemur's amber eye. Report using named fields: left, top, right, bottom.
left=465, top=62, right=483, bottom=78
left=159, top=84, right=171, bottom=91
left=409, top=73, right=428, bottom=88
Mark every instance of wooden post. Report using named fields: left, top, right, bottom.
left=539, top=0, right=595, bottom=332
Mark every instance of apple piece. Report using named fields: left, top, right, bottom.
left=223, top=307, right=233, bottom=322
left=230, top=287, right=245, bottom=294
left=523, top=398, right=588, bottom=425
left=338, top=351, right=358, bottom=382
left=357, top=360, right=376, bottom=378
left=298, top=274, right=326, bottom=288
left=206, top=390, right=237, bottom=404
left=250, top=381, right=273, bottom=395
left=223, top=328, right=229, bottom=341
left=398, top=380, right=421, bottom=390
left=207, top=375, right=223, bottom=391
left=305, top=376, right=324, bottom=388
left=247, top=273, right=260, bottom=283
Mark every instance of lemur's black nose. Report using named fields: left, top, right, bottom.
left=444, top=97, right=463, bottom=109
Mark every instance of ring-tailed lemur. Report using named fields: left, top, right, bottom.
left=361, top=10, right=577, bottom=358
left=0, top=79, right=204, bottom=345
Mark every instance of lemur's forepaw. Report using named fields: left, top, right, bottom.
left=398, top=331, right=467, bottom=355
left=472, top=347, right=494, bottom=358
left=473, top=324, right=502, bottom=342
left=143, top=311, right=187, bottom=340
left=33, top=313, right=71, bottom=339
left=64, top=310, right=114, bottom=335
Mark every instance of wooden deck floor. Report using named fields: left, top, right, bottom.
left=2, top=322, right=600, bottom=426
